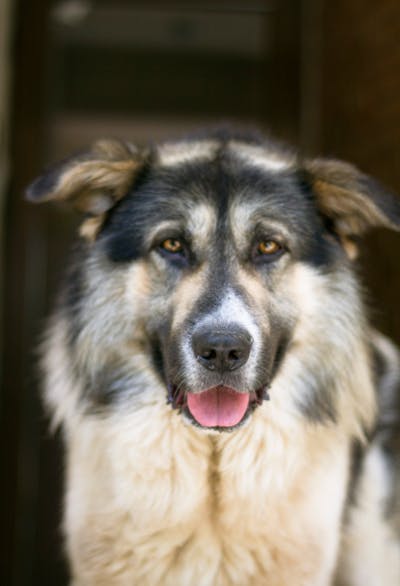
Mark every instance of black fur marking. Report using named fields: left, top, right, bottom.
left=302, top=236, right=339, bottom=270
left=270, top=334, right=291, bottom=381
left=343, top=438, right=366, bottom=522
left=294, top=174, right=347, bottom=268
left=297, top=380, right=338, bottom=425
left=149, top=336, right=166, bottom=385
left=98, top=164, right=154, bottom=263
left=85, top=364, right=137, bottom=407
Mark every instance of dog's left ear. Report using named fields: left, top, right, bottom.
left=26, top=139, right=143, bottom=214
left=26, top=139, right=144, bottom=239
left=304, top=158, right=400, bottom=250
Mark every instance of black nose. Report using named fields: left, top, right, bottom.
left=192, top=328, right=253, bottom=373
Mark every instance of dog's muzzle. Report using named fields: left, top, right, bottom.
left=167, top=324, right=269, bottom=431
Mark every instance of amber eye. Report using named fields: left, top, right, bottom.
left=160, top=238, right=183, bottom=254
left=257, top=240, right=281, bottom=255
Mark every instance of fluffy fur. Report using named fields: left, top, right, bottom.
left=27, top=129, right=400, bottom=585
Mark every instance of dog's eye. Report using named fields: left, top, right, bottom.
left=157, top=237, right=190, bottom=266
left=160, top=238, right=183, bottom=254
left=257, top=240, right=281, bottom=256
left=252, top=239, right=286, bottom=265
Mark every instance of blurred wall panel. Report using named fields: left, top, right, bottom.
left=46, top=1, right=301, bottom=159
left=321, top=0, right=400, bottom=343
left=1, top=1, right=69, bottom=585
left=0, top=0, right=13, bottom=582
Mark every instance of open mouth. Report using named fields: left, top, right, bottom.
left=168, top=385, right=269, bottom=430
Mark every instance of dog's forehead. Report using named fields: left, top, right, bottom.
left=155, top=137, right=294, bottom=172
left=153, top=137, right=300, bottom=238
left=153, top=144, right=322, bottom=258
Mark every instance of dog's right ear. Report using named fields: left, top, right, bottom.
left=26, top=139, right=144, bottom=238
left=304, top=158, right=400, bottom=237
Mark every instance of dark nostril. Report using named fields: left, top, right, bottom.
left=192, top=328, right=253, bottom=373
left=229, top=349, right=239, bottom=361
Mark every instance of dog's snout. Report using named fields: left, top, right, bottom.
left=192, top=328, right=253, bottom=372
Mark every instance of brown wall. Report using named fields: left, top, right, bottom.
left=321, top=0, right=400, bottom=342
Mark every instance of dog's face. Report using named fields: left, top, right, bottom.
left=27, top=131, right=400, bottom=432
left=98, top=148, right=341, bottom=430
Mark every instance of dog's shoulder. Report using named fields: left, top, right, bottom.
left=336, top=332, right=400, bottom=584
left=371, top=332, right=400, bottom=534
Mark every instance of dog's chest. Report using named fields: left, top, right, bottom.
left=67, top=409, right=349, bottom=585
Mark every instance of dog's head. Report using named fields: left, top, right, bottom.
left=27, top=130, right=400, bottom=433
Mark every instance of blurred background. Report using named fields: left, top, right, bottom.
left=1, top=0, right=399, bottom=584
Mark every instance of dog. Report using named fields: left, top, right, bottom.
left=27, top=129, right=400, bottom=585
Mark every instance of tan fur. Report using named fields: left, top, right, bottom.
left=340, top=237, right=359, bottom=260
left=55, top=159, right=140, bottom=213
left=79, top=215, right=106, bottom=241
left=170, top=270, right=209, bottom=331
left=63, top=395, right=350, bottom=586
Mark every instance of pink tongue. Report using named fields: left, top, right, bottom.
left=187, top=386, right=250, bottom=428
